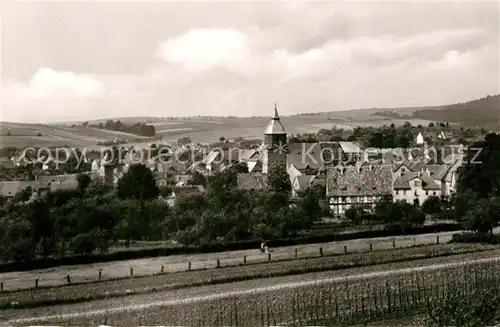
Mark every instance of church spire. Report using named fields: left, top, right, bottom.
left=272, top=101, right=280, bottom=120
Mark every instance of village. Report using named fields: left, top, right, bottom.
left=0, top=105, right=465, bottom=216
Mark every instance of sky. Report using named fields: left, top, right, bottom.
left=0, top=0, right=499, bottom=123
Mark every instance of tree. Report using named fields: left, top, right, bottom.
left=187, top=171, right=207, bottom=187
left=421, top=196, right=441, bottom=216
left=177, top=137, right=192, bottom=145
left=345, top=204, right=372, bottom=224
left=457, top=133, right=500, bottom=199
left=77, top=174, right=92, bottom=193
left=267, top=165, right=291, bottom=196
left=117, top=164, right=159, bottom=201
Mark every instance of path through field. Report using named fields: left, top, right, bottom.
left=4, top=249, right=500, bottom=325
left=0, top=231, right=459, bottom=291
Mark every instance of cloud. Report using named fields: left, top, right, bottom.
left=8, top=67, right=105, bottom=99
left=156, top=29, right=250, bottom=72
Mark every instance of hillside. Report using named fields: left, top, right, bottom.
left=411, top=95, right=500, bottom=128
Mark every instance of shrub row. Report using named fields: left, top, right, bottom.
left=0, top=223, right=462, bottom=273
left=451, top=232, right=500, bottom=244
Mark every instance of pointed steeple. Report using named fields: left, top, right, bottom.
left=264, top=102, right=286, bottom=134
left=272, top=101, right=280, bottom=120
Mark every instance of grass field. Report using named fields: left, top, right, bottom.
left=0, top=231, right=457, bottom=291
left=4, top=247, right=500, bottom=326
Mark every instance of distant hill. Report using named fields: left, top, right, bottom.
left=411, top=95, right=500, bottom=128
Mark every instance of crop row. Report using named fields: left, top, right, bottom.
left=40, top=257, right=500, bottom=327
left=0, top=243, right=493, bottom=311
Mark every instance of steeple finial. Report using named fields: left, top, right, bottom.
left=272, top=101, right=280, bottom=120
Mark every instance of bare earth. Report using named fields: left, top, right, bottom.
left=4, top=249, right=500, bottom=325
left=0, top=231, right=456, bottom=291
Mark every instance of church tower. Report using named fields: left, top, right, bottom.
left=262, top=103, right=287, bottom=174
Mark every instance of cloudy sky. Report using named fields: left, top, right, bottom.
left=1, top=0, right=498, bottom=123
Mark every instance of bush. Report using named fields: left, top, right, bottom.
left=450, top=232, right=500, bottom=244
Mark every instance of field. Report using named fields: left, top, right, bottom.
left=0, top=112, right=434, bottom=149
left=0, top=231, right=459, bottom=291
left=4, top=247, right=500, bottom=326
left=0, top=122, right=150, bottom=149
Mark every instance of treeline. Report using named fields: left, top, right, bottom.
left=413, top=94, right=500, bottom=128
left=0, top=164, right=325, bottom=263
left=88, top=120, right=156, bottom=137
left=289, top=123, right=414, bottom=148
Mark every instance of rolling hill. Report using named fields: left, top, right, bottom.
left=1, top=94, right=497, bottom=150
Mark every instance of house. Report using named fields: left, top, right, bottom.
left=50, top=181, right=79, bottom=192
left=337, top=142, right=362, bottom=162
left=416, top=132, right=425, bottom=145
left=326, top=165, right=393, bottom=216
left=437, top=131, right=448, bottom=140
left=38, top=174, right=79, bottom=185
left=291, top=175, right=323, bottom=197
left=0, top=181, right=45, bottom=198
left=286, top=143, right=324, bottom=172
left=393, top=171, right=442, bottom=205
left=166, top=185, right=204, bottom=206
left=236, top=173, right=268, bottom=190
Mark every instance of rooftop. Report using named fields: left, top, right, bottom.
left=264, top=104, right=286, bottom=135
left=326, top=165, right=393, bottom=197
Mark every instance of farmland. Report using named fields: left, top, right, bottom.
left=4, top=247, right=500, bottom=326
left=0, top=230, right=462, bottom=291
left=0, top=112, right=434, bottom=149
left=0, top=242, right=494, bottom=311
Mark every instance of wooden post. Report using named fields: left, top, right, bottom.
left=413, top=237, right=416, bottom=247
left=130, top=268, right=133, bottom=276
left=319, top=247, right=323, bottom=256
left=243, top=256, right=247, bottom=265
left=98, top=269, right=102, bottom=280
left=188, top=261, right=192, bottom=271
left=344, top=245, right=347, bottom=254
left=161, top=265, right=164, bottom=273
left=216, top=259, right=220, bottom=268
left=370, top=243, right=373, bottom=251
left=392, top=239, right=396, bottom=248
left=437, top=236, right=440, bottom=244
left=0, top=282, right=3, bottom=292
left=295, top=249, right=298, bottom=259
left=35, top=278, right=39, bottom=288
left=268, top=253, right=271, bottom=262
left=66, top=275, right=71, bottom=285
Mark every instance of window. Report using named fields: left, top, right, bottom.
left=414, top=180, right=422, bottom=187
left=395, top=190, right=399, bottom=195
left=433, top=192, right=437, bottom=196
left=425, top=191, right=429, bottom=195
left=403, top=190, right=407, bottom=195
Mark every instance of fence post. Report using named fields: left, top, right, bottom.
left=392, top=239, right=396, bottom=248
left=98, top=269, right=102, bottom=280
left=161, top=265, right=164, bottom=273
left=35, top=278, right=39, bottom=289
left=216, top=259, right=220, bottom=268
left=268, top=253, right=271, bottom=262
left=66, top=275, right=71, bottom=285
left=319, top=247, right=323, bottom=256
left=370, top=243, right=373, bottom=251
left=413, top=237, right=416, bottom=247
left=344, top=245, right=347, bottom=254
left=243, top=256, right=247, bottom=265
left=188, top=261, right=192, bottom=271
left=130, top=268, right=133, bottom=276
left=295, top=249, right=298, bottom=259
left=0, top=282, right=3, bottom=292
left=437, top=236, right=440, bottom=244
